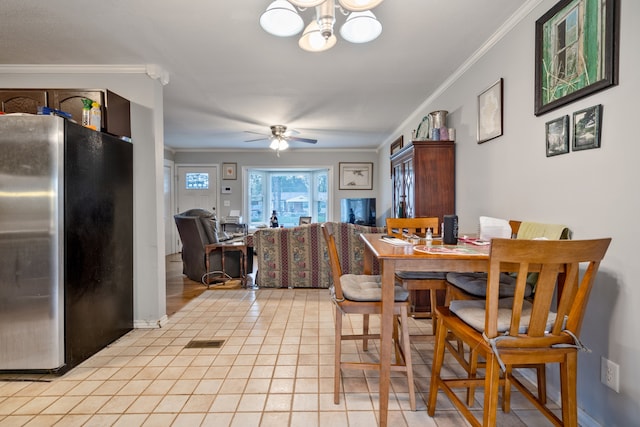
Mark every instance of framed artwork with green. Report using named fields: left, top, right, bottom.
left=534, top=0, right=619, bottom=116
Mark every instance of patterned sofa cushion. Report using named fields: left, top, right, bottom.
left=253, top=222, right=384, bottom=288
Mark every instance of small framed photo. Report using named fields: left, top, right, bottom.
left=298, top=216, right=312, bottom=225
left=222, top=162, right=237, bottom=180
left=339, top=162, right=373, bottom=190
left=573, top=104, right=602, bottom=151
left=390, top=135, right=404, bottom=155
left=545, top=115, right=569, bottom=157
left=477, top=78, right=503, bottom=143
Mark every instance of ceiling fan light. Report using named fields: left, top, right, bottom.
left=260, top=0, right=304, bottom=37
left=269, top=138, right=280, bottom=150
left=299, top=20, right=337, bottom=52
left=278, top=139, right=289, bottom=150
left=337, top=0, right=384, bottom=12
left=340, top=10, right=382, bottom=43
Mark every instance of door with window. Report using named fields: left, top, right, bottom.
left=176, top=166, right=219, bottom=250
left=176, top=166, right=219, bottom=214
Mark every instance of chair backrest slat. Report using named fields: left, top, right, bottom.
left=386, top=217, right=439, bottom=238
left=485, top=238, right=611, bottom=342
left=506, top=267, right=530, bottom=336
left=322, top=223, right=345, bottom=300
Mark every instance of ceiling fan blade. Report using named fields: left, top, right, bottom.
left=288, top=136, right=318, bottom=144
left=244, top=130, right=271, bottom=142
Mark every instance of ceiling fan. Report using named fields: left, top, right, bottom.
left=245, top=125, right=317, bottom=155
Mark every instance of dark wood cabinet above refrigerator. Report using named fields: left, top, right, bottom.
left=0, top=88, right=131, bottom=139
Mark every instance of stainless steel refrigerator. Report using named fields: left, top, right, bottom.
left=0, top=115, right=133, bottom=372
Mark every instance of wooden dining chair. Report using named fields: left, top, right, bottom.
left=321, top=223, right=416, bottom=410
left=444, top=220, right=569, bottom=405
left=385, top=217, right=446, bottom=331
left=428, top=237, right=611, bottom=427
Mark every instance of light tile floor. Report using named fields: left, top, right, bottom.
left=0, top=289, right=558, bottom=426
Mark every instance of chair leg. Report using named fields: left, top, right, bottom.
left=362, top=313, right=370, bottom=351
left=429, top=289, right=438, bottom=333
left=400, top=306, right=416, bottom=411
left=503, top=365, right=512, bottom=413
left=560, top=353, right=579, bottom=427
left=334, top=308, right=342, bottom=404
left=392, top=315, right=402, bottom=364
left=427, top=315, right=447, bottom=416
left=483, top=354, right=501, bottom=427
left=467, top=347, right=479, bottom=406
left=535, top=364, right=547, bottom=404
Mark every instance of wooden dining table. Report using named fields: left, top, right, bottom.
left=360, top=234, right=491, bottom=427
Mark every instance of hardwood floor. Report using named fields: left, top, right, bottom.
left=165, top=253, right=207, bottom=317
left=165, top=252, right=257, bottom=316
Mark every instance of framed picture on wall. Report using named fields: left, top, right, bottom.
left=390, top=135, right=403, bottom=155
left=222, top=162, right=237, bottom=180
left=545, top=115, right=569, bottom=157
left=477, top=78, right=503, bottom=143
left=339, top=162, right=373, bottom=190
left=572, top=104, right=602, bottom=151
left=298, top=216, right=312, bottom=225
left=534, top=0, right=619, bottom=116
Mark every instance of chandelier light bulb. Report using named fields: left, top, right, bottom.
left=340, top=10, right=382, bottom=43
left=260, top=0, right=304, bottom=37
left=299, top=20, right=337, bottom=52
left=288, top=0, right=326, bottom=7
left=338, top=0, right=384, bottom=12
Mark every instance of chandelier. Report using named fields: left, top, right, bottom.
left=260, top=0, right=384, bottom=52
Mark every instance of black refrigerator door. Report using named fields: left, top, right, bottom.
left=64, top=121, right=133, bottom=369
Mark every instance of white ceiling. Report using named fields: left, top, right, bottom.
left=1, top=0, right=528, bottom=151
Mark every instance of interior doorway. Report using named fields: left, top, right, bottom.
left=164, top=160, right=176, bottom=255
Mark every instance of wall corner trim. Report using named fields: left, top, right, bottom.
left=0, top=64, right=170, bottom=86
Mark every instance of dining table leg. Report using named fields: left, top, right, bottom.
left=378, top=260, right=395, bottom=427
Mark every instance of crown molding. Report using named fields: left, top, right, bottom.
left=383, top=0, right=544, bottom=149
left=169, top=147, right=378, bottom=153
left=0, top=64, right=170, bottom=85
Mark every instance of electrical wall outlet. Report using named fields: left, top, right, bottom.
left=601, top=357, right=620, bottom=393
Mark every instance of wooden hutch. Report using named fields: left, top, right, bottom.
left=391, top=140, right=455, bottom=224
left=391, top=139, right=455, bottom=314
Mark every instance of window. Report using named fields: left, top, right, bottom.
left=247, top=168, right=329, bottom=228
left=184, top=172, right=209, bottom=190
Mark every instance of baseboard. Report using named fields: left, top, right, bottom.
left=134, top=315, right=168, bottom=329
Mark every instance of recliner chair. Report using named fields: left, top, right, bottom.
left=174, top=209, right=250, bottom=284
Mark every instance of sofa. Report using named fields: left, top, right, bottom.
left=174, top=209, right=253, bottom=284
left=253, top=222, right=385, bottom=288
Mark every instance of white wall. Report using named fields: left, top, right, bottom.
left=0, top=70, right=168, bottom=328
left=378, top=1, right=640, bottom=425
left=173, top=149, right=380, bottom=224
